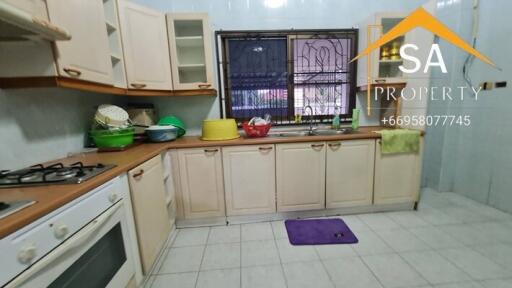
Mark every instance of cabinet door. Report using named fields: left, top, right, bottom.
left=118, top=0, right=172, bottom=90
left=46, top=0, right=113, bottom=84
left=167, top=13, right=214, bottom=90
left=276, top=142, right=326, bottom=212
left=177, top=148, right=225, bottom=219
left=374, top=139, right=422, bottom=204
left=128, top=155, right=170, bottom=274
left=326, top=140, right=375, bottom=208
left=223, top=145, right=276, bottom=216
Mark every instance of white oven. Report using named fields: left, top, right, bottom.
left=0, top=177, right=140, bottom=288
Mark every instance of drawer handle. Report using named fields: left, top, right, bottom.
left=311, top=144, right=324, bottom=149
left=204, top=148, right=219, bottom=153
left=63, top=67, right=81, bottom=77
left=132, top=169, right=144, bottom=178
left=374, top=79, right=386, bottom=83
left=198, top=83, right=211, bottom=89
left=258, top=146, right=273, bottom=151
left=130, top=83, right=147, bottom=89
left=328, top=142, right=341, bottom=148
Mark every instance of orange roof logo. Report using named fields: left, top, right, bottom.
left=351, top=7, right=496, bottom=68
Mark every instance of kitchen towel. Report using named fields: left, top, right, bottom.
left=377, top=129, right=421, bottom=154
left=285, top=218, right=358, bottom=245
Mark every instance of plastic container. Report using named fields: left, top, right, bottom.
left=242, top=122, right=271, bottom=138
left=146, top=125, right=178, bottom=142
left=158, top=116, right=186, bottom=137
left=201, top=119, right=240, bottom=141
left=90, top=127, right=135, bottom=148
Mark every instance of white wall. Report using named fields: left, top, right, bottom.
left=422, top=0, right=512, bottom=213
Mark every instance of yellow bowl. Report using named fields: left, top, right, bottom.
left=201, top=119, right=240, bottom=141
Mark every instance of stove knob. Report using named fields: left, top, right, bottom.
left=54, top=223, right=69, bottom=239
left=18, top=244, right=37, bottom=264
left=108, top=192, right=118, bottom=203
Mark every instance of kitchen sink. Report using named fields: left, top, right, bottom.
left=268, top=127, right=354, bottom=137
left=313, top=128, right=354, bottom=135
left=269, top=131, right=313, bottom=137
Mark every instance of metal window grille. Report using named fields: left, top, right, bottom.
left=218, top=30, right=358, bottom=125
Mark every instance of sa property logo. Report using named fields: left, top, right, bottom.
left=351, top=7, right=497, bottom=73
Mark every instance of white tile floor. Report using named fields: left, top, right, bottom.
left=148, top=190, right=512, bottom=288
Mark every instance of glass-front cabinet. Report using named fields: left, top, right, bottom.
left=357, top=12, right=408, bottom=87
left=167, top=13, right=215, bottom=90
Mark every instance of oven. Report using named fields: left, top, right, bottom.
left=0, top=177, right=138, bottom=288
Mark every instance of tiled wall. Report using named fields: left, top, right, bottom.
left=422, top=0, right=512, bottom=213
left=0, top=88, right=119, bottom=170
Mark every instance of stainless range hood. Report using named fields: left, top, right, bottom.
left=0, top=1, right=71, bottom=41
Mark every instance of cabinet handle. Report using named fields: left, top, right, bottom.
left=378, top=140, right=382, bottom=145
left=204, top=148, right=219, bottom=153
left=374, top=79, right=386, bottom=83
left=311, top=143, right=324, bottom=149
left=198, top=83, right=211, bottom=89
left=328, top=142, right=341, bottom=148
left=132, top=169, right=144, bottom=178
left=63, top=68, right=82, bottom=77
left=258, top=146, right=273, bottom=151
left=130, top=83, right=147, bottom=89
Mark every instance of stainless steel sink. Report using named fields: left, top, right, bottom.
left=313, top=128, right=354, bottom=135
left=269, top=131, right=312, bottom=137
left=268, top=127, right=354, bottom=137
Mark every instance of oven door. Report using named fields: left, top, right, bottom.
left=6, top=200, right=135, bottom=288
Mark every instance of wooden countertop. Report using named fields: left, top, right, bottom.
left=0, top=126, right=417, bottom=238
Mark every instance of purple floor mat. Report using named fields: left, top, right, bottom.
left=285, top=218, right=358, bottom=245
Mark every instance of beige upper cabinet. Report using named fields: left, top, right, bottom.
left=128, top=155, right=170, bottom=274
left=118, top=0, right=173, bottom=90
left=177, top=148, right=225, bottom=219
left=222, top=145, right=276, bottom=216
left=326, top=140, right=375, bottom=209
left=46, top=0, right=113, bottom=84
left=357, top=12, right=409, bottom=87
left=276, top=142, right=326, bottom=212
left=374, top=139, right=423, bottom=204
left=167, top=13, right=214, bottom=90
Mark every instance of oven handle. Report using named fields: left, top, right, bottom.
left=6, top=201, right=123, bottom=288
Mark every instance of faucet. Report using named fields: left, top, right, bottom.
left=304, top=105, right=315, bottom=135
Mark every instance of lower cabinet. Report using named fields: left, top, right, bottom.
left=373, top=139, right=422, bottom=204
left=276, top=142, right=326, bottom=212
left=326, top=140, right=376, bottom=208
left=128, top=155, right=170, bottom=274
left=222, top=145, right=276, bottom=216
left=177, top=147, right=225, bottom=219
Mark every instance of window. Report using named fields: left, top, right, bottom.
left=218, top=30, right=358, bottom=125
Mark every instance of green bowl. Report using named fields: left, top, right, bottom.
left=90, top=128, right=134, bottom=148
left=158, top=116, right=186, bottom=137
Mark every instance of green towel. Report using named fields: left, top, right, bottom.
left=378, top=129, right=421, bottom=154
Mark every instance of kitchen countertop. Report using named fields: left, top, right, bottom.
left=0, top=126, right=421, bottom=238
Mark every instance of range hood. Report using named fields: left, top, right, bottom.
left=0, top=1, right=71, bottom=41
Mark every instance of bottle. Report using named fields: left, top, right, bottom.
left=351, top=108, right=360, bottom=131
left=332, top=107, right=340, bottom=129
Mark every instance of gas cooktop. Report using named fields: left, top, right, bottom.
left=0, top=162, right=116, bottom=188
